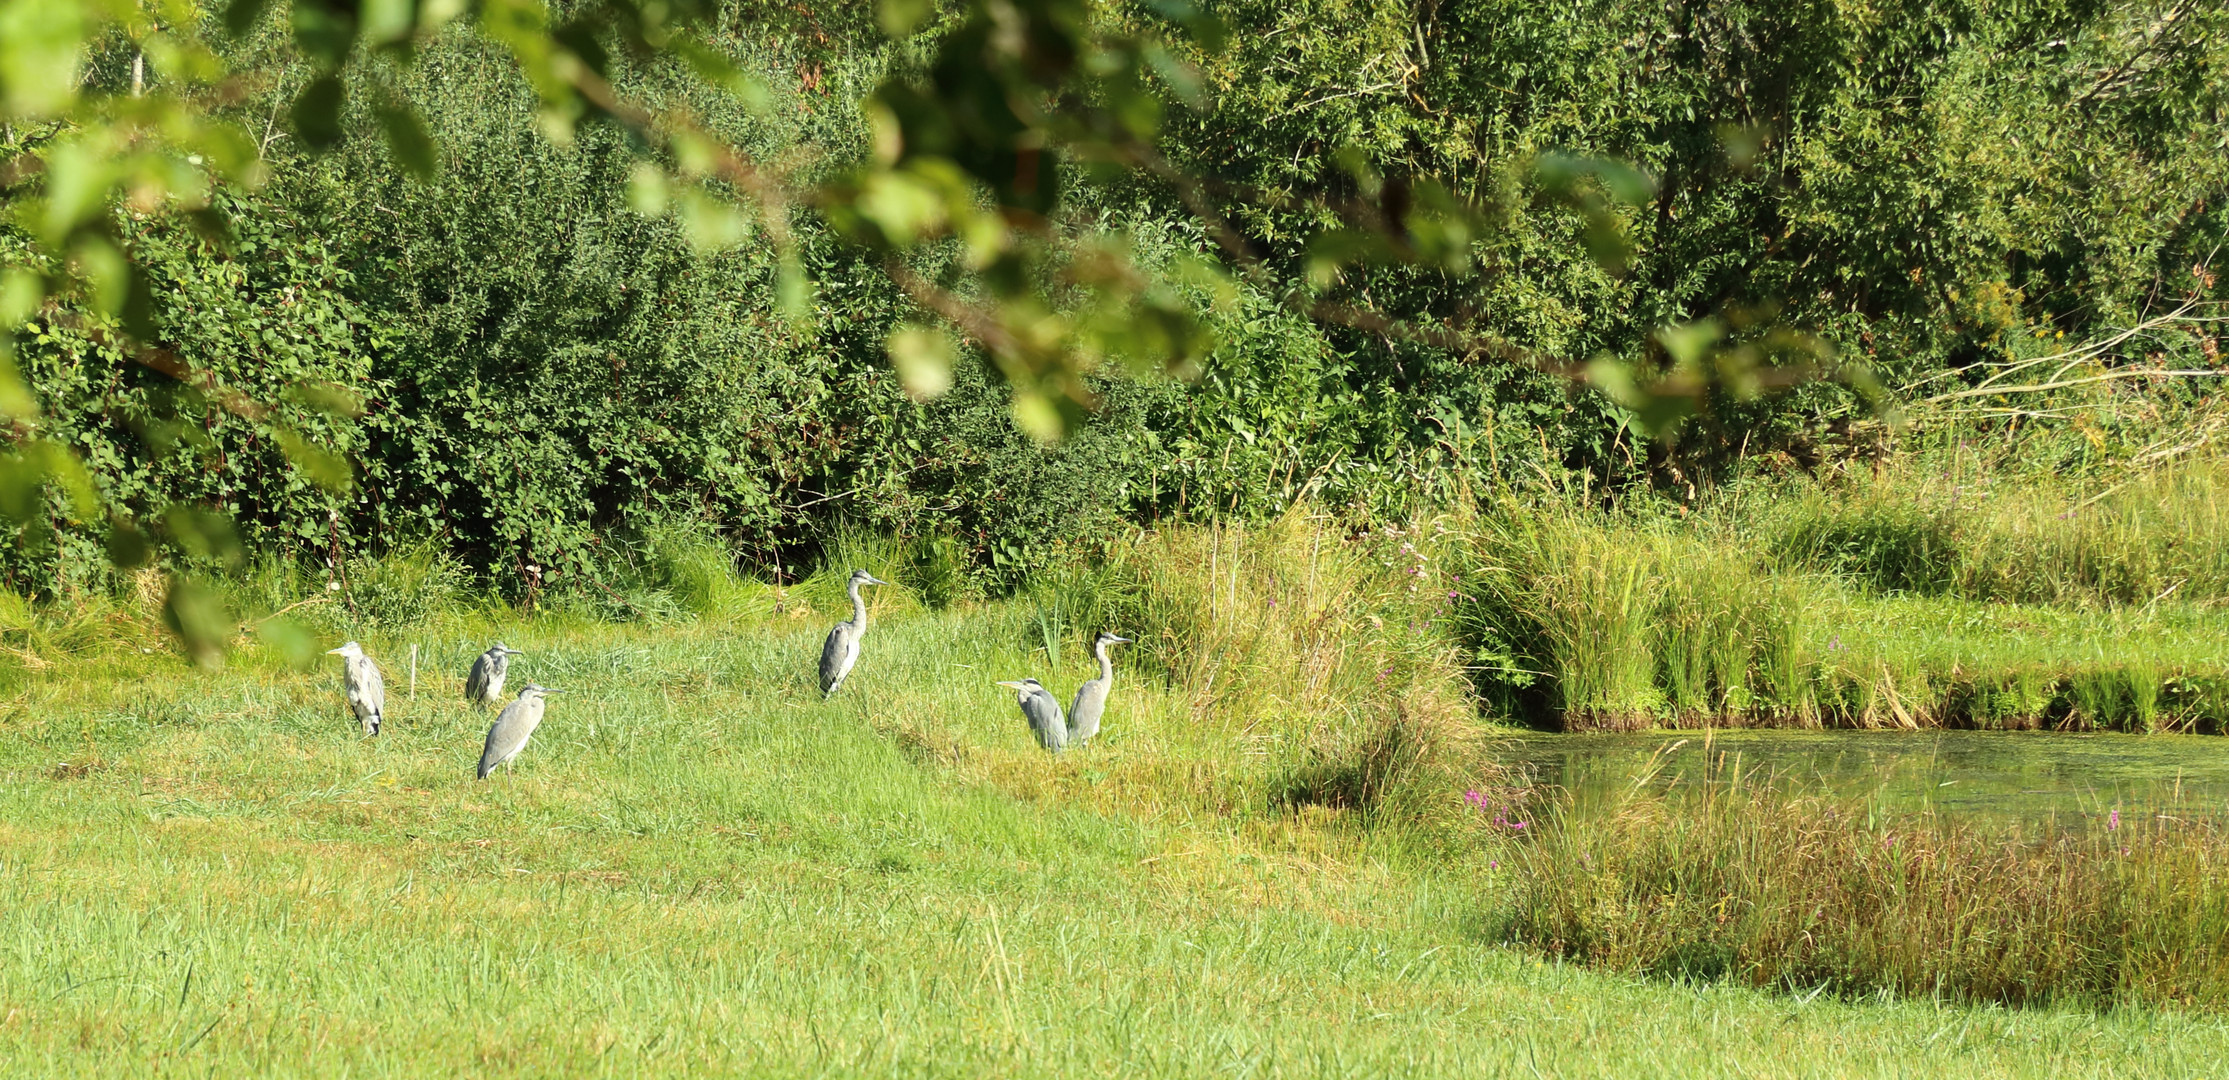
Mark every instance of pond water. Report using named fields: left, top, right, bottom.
left=1499, top=729, right=2229, bottom=825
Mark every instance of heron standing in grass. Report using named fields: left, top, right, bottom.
left=477, top=684, right=564, bottom=779
left=820, top=569, right=892, bottom=697
left=465, top=641, right=523, bottom=707
left=326, top=641, right=385, bottom=736
left=997, top=678, right=1068, bottom=753
left=1066, top=633, right=1131, bottom=748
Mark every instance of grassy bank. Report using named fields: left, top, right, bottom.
left=8, top=603, right=2229, bottom=1075
left=1459, top=454, right=2229, bottom=732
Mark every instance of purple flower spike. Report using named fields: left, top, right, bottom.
left=2109, top=809, right=2121, bottom=831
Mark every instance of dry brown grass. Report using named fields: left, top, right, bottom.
left=1500, top=778, right=2229, bottom=1010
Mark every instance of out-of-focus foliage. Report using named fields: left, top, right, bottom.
left=0, top=0, right=2224, bottom=655
left=1155, top=0, right=2229, bottom=454
left=0, top=187, right=375, bottom=596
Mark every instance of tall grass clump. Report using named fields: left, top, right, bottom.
left=204, top=544, right=467, bottom=637
left=1497, top=780, right=2229, bottom=1009
left=1766, top=454, right=2229, bottom=607
left=639, top=524, right=772, bottom=620
left=775, top=525, right=921, bottom=623
left=1091, top=511, right=1487, bottom=835
left=1455, top=488, right=2229, bottom=731
left=1458, top=503, right=1814, bottom=730
left=345, top=541, right=468, bottom=627
left=1771, top=494, right=1959, bottom=595
left=793, top=521, right=979, bottom=616
left=0, top=584, right=170, bottom=683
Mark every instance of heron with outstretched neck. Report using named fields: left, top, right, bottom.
left=1066, top=632, right=1131, bottom=748
left=820, top=569, right=892, bottom=697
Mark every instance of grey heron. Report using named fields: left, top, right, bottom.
left=326, top=641, right=385, bottom=736
left=465, top=641, right=524, bottom=706
left=996, top=678, right=1068, bottom=753
left=477, top=683, right=565, bottom=779
left=819, top=569, right=892, bottom=697
left=1066, top=633, right=1131, bottom=747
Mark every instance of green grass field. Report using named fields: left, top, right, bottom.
left=5, top=604, right=2229, bottom=1077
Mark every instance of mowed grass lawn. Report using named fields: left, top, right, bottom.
left=4, top=606, right=2227, bottom=1077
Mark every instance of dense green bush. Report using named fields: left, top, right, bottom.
left=0, top=188, right=381, bottom=597
left=1163, top=0, right=2229, bottom=379
left=3, top=2, right=2223, bottom=597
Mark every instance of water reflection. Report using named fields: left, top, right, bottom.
left=1500, top=729, right=2229, bottom=824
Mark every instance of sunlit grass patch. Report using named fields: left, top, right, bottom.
left=6, top=509, right=2229, bottom=1074
left=3, top=590, right=2229, bottom=1074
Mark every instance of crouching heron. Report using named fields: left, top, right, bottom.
left=996, top=678, right=1068, bottom=753
left=466, top=642, right=524, bottom=707
left=478, top=684, right=565, bottom=780
left=1067, top=633, right=1132, bottom=748
left=326, top=641, right=385, bottom=736
left=820, top=569, right=892, bottom=697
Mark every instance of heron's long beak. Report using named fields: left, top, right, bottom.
left=994, top=680, right=1025, bottom=690
left=325, top=647, right=346, bottom=655
left=1109, top=636, right=1133, bottom=644
left=539, top=688, right=566, bottom=694
left=504, top=648, right=525, bottom=655
left=867, top=575, right=893, bottom=586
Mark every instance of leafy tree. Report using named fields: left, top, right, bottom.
left=1, top=0, right=2222, bottom=657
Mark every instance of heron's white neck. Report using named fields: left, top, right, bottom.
left=847, top=579, right=868, bottom=631
left=1094, top=640, right=1115, bottom=682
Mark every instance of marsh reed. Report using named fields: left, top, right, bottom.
left=1496, top=761, right=2229, bottom=1009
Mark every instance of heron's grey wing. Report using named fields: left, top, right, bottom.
left=466, top=652, right=493, bottom=701
left=478, top=703, right=531, bottom=778
left=819, top=622, right=854, bottom=694
left=361, top=660, right=385, bottom=713
left=1068, top=678, right=1108, bottom=745
left=1024, top=690, right=1067, bottom=752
